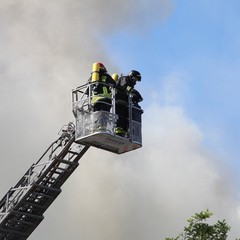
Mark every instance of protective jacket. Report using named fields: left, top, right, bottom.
left=116, top=76, right=143, bottom=104
left=130, top=88, right=143, bottom=106
left=91, top=71, right=116, bottom=104
left=117, top=76, right=135, bottom=91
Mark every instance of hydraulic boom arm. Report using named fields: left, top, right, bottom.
left=0, top=123, right=89, bottom=240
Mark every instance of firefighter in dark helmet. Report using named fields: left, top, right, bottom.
left=115, top=70, right=142, bottom=136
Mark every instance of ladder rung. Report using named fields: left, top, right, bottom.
left=11, top=210, right=44, bottom=220
left=67, top=150, right=79, bottom=155
left=40, top=178, right=64, bottom=186
left=58, top=158, right=79, bottom=166
left=23, top=201, right=46, bottom=210
left=10, top=217, right=38, bottom=227
left=50, top=169, right=64, bottom=175
left=54, top=166, right=68, bottom=171
left=33, top=184, right=61, bottom=193
left=32, top=192, right=55, bottom=200
left=0, top=226, right=29, bottom=237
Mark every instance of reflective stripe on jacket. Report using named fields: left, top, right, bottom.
left=91, top=75, right=114, bottom=104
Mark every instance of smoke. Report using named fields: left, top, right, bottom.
left=1, top=0, right=240, bottom=240
left=0, top=0, right=172, bottom=180
left=32, top=103, right=240, bottom=240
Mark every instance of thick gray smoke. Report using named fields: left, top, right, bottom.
left=0, top=1, right=240, bottom=240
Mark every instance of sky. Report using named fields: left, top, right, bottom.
left=0, top=0, right=240, bottom=239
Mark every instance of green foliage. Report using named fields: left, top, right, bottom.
left=164, top=209, right=240, bottom=240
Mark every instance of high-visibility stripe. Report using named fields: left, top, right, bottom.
left=91, top=94, right=111, bottom=103
left=102, top=76, right=107, bottom=82
left=102, top=86, right=108, bottom=95
left=91, top=75, right=112, bottom=104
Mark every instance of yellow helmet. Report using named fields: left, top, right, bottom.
left=112, top=73, right=119, bottom=81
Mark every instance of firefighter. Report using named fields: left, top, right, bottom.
left=117, top=70, right=141, bottom=91
left=89, top=62, right=116, bottom=131
left=90, top=62, right=116, bottom=112
left=115, top=70, right=142, bottom=136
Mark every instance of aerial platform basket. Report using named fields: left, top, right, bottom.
left=72, top=82, right=143, bottom=154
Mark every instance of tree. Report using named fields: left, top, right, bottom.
left=165, top=209, right=239, bottom=240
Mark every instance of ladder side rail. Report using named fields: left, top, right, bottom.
left=6, top=137, right=67, bottom=192
left=0, top=164, right=54, bottom=220
left=0, top=144, right=90, bottom=237
left=0, top=140, right=67, bottom=213
left=35, top=142, right=90, bottom=190
left=20, top=142, right=89, bottom=214
left=35, top=139, right=60, bottom=165
left=14, top=136, right=77, bottom=199
left=0, top=138, right=90, bottom=239
left=12, top=137, right=88, bottom=202
left=21, top=144, right=90, bottom=239
left=0, top=125, right=75, bottom=220
left=24, top=129, right=76, bottom=185
left=33, top=136, right=77, bottom=188
left=0, top=187, right=32, bottom=222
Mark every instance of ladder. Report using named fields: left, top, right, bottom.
left=0, top=123, right=89, bottom=240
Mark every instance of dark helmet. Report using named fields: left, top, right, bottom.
left=128, top=70, right=141, bottom=82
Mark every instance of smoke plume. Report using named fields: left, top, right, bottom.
left=0, top=1, right=240, bottom=240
